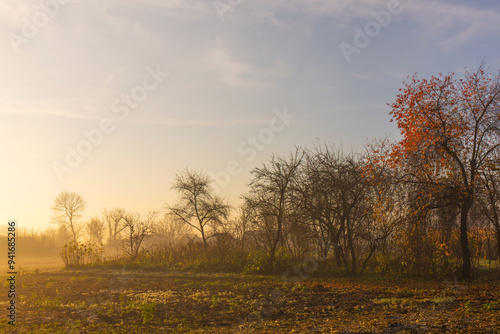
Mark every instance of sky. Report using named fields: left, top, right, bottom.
left=1, top=0, right=500, bottom=231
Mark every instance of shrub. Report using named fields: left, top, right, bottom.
left=60, top=241, right=103, bottom=268
left=243, top=250, right=269, bottom=274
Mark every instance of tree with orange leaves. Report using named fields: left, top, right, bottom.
left=389, top=63, right=500, bottom=279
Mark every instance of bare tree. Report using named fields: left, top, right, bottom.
left=167, top=168, right=230, bottom=249
left=233, top=204, right=255, bottom=252
left=153, top=213, right=188, bottom=249
left=86, top=217, right=106, bottom=247
left=244, top=148, right=303, bottom=268
left=103, top=208, right=126, bottom=247
left=121, top=210, right=159, bottom=259
left=51, top=191, right=86, bottom=243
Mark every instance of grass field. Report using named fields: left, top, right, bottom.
left=1, top=267, right=500, bottom=333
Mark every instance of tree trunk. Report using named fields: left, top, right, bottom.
left=332, top=240, right=343, bottom=268
left=460, top=201, right=472, bottom=279
left=346, top=216, right=357, bottom=276
left=200, top=225, right=208, bottom=250
left=268, top=217, right=282, bottom=269
left=130, top=236, right=134, bottom=259
left=361, top=243, right=376, bottom=275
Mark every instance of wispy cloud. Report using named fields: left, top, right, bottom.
left=205, top=46, right=252, bottom=86
left=403, top=1, right=500, bottom=52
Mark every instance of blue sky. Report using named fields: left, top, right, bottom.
left=1, top=0, right=500, bottom=230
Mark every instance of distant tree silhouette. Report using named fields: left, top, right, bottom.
left=51, top=191, right=86, bottom=243
left=86, top=217, right=106, bottom=247
left=168, top=168, right=230, bottom=250
left=103, top=207, right=126, bottom=247
left=121, top=210, right=158, bottom=259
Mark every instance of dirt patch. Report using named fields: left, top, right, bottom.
left=0, top=269, right=499, bottom=333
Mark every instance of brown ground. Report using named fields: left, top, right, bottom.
left=0, top=268, right=499, bottom=333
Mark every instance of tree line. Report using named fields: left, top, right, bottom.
left=51, top=64, right=500, bottom=279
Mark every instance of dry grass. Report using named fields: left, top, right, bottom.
left=1, top=268, right=499, bottom=333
